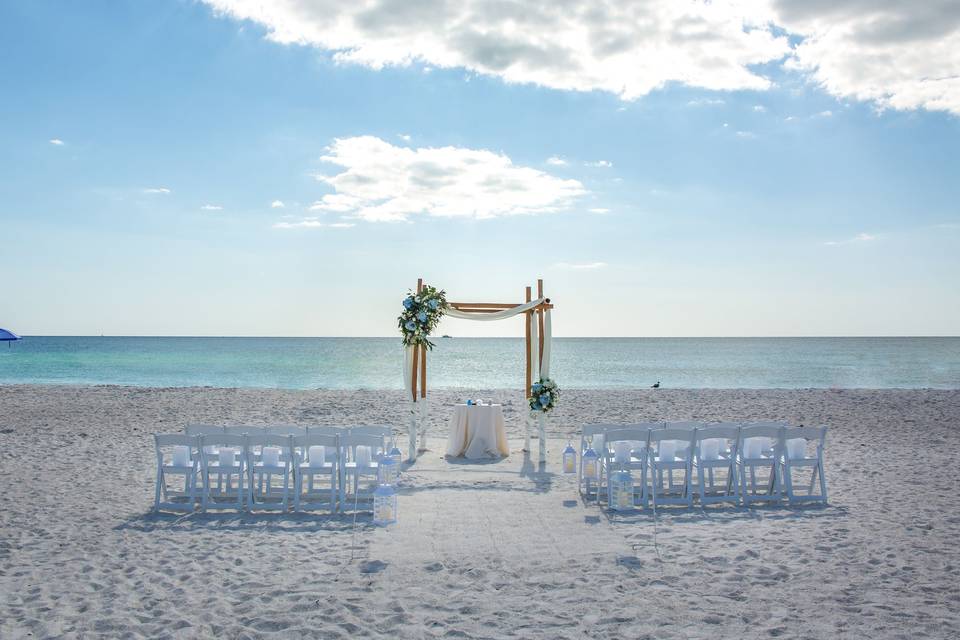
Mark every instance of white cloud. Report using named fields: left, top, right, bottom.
left=143, top=187, right=171, bottom=194
left=824, top=232, right=876, bottom=246
left=205, top=0, right=960, bottom=115
left=816, top=110, right=833, bottom=117
left=586, top=160, right=613, bottom=168
left=271, top=200, right=285, bottom=208
left=735, top=130, right=756, bottom=138
left=588, top=207, right=610, bottom=214
left=775, top=0, right=960, bottom=115
left=273, top=219, right=355, bottom=229
left=309, top=136, right=585, bottom=222
left=546, top=156, right=568, bottom=166
left=752, top=105, right=767, bottom=112
left=200, top=204, right=223, bottom=211
left=398, top=133, right=412, bottom=142
left=554, top=261, right=608, bottom=270
left=687, top=98, right=726, bottom=107
left=48, top=138, right=65, bottom=146
left=203, top=0, right=788, bottom=101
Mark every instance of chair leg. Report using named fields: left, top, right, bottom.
left=154, top=466, right=162, bottom=512
left=818, top=460, right=828, bottom=503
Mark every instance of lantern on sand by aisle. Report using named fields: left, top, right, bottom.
left=378, top=454, right=399, bottom=485
left=582, top=446, right=599, bottom=483
left=373, top=484, right=397, bottom=525
left=609, top=468, right=634, bottom=511
left=562, top=442, right=577, bottom=474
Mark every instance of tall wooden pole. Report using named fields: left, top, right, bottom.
left=537, top=278, right=545, bottom=372
left=524, top=285, right=532, bottom=397
left=415, top=279, right=424, bottom=400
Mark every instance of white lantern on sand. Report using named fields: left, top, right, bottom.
left=609, top=468, right=633, bottom=511
left=582, top=446, right=599, bottom=482
left=388, top=444, right=403, bottom=467
left=373, top=484, right=397, bottom=525
left=378, top=455, right=398, bottom=485
left=562, top=443, right=577, bottom=474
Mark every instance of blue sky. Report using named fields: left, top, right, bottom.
left=2, top=1, right=959, bottom=336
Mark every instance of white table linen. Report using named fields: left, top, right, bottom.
left=445, top=404, right=509, bottom=459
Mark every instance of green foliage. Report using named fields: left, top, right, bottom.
left=398, top=285, right=448, bottom=349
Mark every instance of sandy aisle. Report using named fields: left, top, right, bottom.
left=1, top=386, right=959, bottom=638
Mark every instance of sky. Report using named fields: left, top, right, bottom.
left=1, top=0, right=959, bottom=337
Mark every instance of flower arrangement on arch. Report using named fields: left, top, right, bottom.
left=398, top=285, right=448, bottom=349
left=529, top=378, right=560, bottom=413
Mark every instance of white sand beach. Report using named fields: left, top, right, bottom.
left=2, top=385, right=959, bottom=639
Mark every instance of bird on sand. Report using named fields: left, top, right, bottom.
left=651, top=381, right=660, bottom=388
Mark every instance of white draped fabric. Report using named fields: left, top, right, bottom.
left=404, top=296, right=553, bottom=462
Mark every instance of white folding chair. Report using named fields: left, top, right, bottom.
left=293, top=433, right=339, bottom=512
left=648, top=428, right=696, bottom=507
left=601, top=426, right=654, bottom=509
left=741, top=421, right=788, bottom=457
left=662, top=421, right=703, bottom=461
left=339, top=433, right=383, bottom=510
left=199, top=433, right=247, bottom=511
left=245, top=434, right=294, bottom=511
left=154, top=434, right=200, bottom=512
left=349, top=426, right=391, bottom=450
left=693, top=423, right=740, bottom=506
left=738, top=424, right=784, bottom=505
left=781, top=426, right=828, bottom=504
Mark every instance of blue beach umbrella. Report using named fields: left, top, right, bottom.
left=0, top=328, right=21, bottom=348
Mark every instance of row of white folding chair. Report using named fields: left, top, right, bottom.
left=583, top=423, right=827, bottom=508
left=156, top=427, right=394, bottom=513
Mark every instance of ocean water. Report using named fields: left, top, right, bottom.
left=0, top=336, right=958, bottom=390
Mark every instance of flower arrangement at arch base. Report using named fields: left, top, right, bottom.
left=398, top=284, right=448, bottom=349
left=529, top=378, right=560, bottom=413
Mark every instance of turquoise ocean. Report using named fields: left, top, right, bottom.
left=0, top=337, right=958, bottom=389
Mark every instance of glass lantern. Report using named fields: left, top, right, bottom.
left=388, top=444, right=403, bottom=467
left=609, top=468, right=634, bottom=511
left=562, top=443, right=577, bottom=474
left=378, top=455, right=398, bottom=485
left=373, top=484, right=397, bottom=525
left=582, top=446, right=599, bottom=483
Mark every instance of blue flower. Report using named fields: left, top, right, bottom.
left=404, top=320, right=416, bottom=331
left=417, top=311, right=428, bottom=323
left=531, top=383, right=542, bottom=393
left=539, top=393, right=551, bottom=406
left=531, top=399, right=542, bottom=409
left=428, top=299, right=439, bottom=310
left=403, top=296, right=414, bottom=310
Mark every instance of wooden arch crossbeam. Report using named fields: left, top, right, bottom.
left=410, top=277, right=554, bottom=401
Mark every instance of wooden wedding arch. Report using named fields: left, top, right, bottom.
left=404, top=277, right=555, bottom=461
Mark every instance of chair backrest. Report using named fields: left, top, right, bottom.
left=663, top=421, right=704, bottom=430
left=154, top=433, right=198, bottom=466
left=293, top=433, right=339, bottom=463
left=185, top=424, right=224, bottom=436
left=246, top=434, right=294, bottom=449
left=602, top=427, right=653, bottom=445
left=738, top=424, right=784, bottom=459
left=224, top=425, right=266, bottom=436
left=266, top=425, right=307, bottom=437
left=199, top=433, right=248, bottom=449
left=649, top=428, right=696, bottom=446
left=340, top=433, right=385, bottom=456
left=583, top=423, right=623, bottom=438
left=306, top=425, right=346, bottom=437
left=695, top=424, right=740, bottom=442
left=348, top=425, right=392, bottom=438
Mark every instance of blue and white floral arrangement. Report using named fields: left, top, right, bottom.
left=398, top=284, right=448, bottom=349
left=529, top=378, right=560, bottom=413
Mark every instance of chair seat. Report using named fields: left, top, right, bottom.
left=344, top=462, right=379, bottom=470
left=252, top=463, right=287, bottom=473
left=162, top=464, right=196, bottom=473
left=299, top=462, right=335, bottom=471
